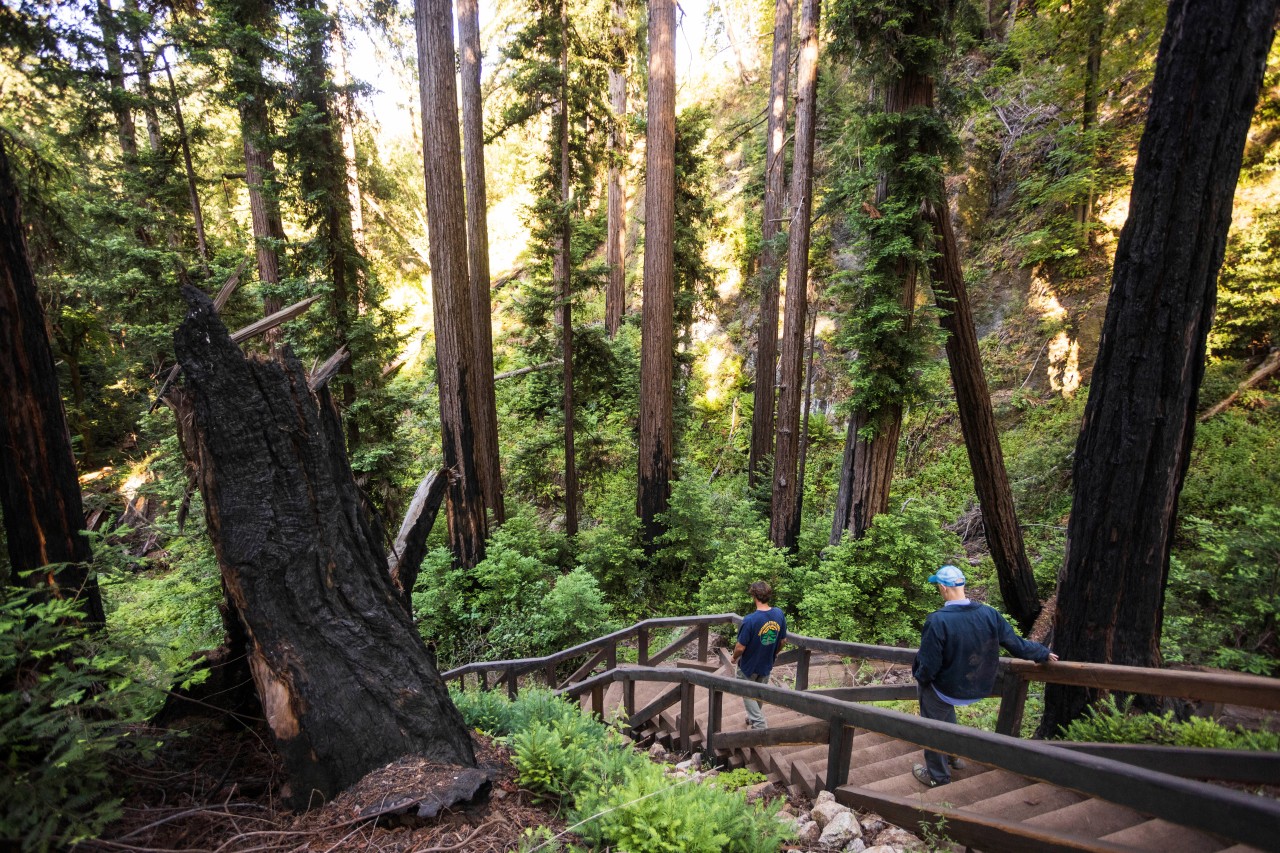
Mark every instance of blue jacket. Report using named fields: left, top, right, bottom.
left=912, top=602, right=1051, bottom=701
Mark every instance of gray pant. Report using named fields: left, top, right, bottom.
left=918, top=684, right=957, bottom=785
left=737, top=668, right=768, bottom=729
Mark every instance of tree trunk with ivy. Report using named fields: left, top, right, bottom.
left=769, top=0, right=818, bottom=552
left=1040, top=0, right=1278, bottom=736
left=0, top=137, right=105, bottom=625
left=747, top=0, right=794, bottom=491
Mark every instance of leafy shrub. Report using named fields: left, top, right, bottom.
left=695, top=525, right=800, bottom=617
left=799, top=502, right=962, bottom=646
left=1, top=584, right=162, bottom=851
left=1058, top=696, right=1280, bottom=750
left=1163, top=506, right=1280, bottom=675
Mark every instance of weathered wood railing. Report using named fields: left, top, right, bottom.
left=560, top=666, right=1280, bottom=852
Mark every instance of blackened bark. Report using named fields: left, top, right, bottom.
left=638, top=0, right=676, bottom=550
left=415, top=0, right=488, bottom=568
left=747, top=0, right=793, bottom=490
left=0, top=138, right=104, bottom=624
left=925, top=191, right=1040, bottom=633
left=831, top=71, right=930, bottom=544
left=458, top=0, right=504, bottom=524
left=605, top=0, right=628, bottom=338
left=769, top=0, right=819, bottom=552
left=172, top=286, right=475, bottom=805
left=1041, top=0, right=1278, bottom=736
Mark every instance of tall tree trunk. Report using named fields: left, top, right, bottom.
left=122, top=0, right=163, bottom=154
left=925, top=189, right=1040, bottom=633
left=1075, top=0, right=1105, bottom=231
left=1041, top=0, right=1277, bottom=736
left=637, top=0, right=676, bottom=550
left=171, top=286, right=475, bottom=807
left=556, top=1, right=578, bottom=536
left=161, top=53, right=209, bottom=266
left=0, top=138, right=105, bottom=625
left=769, top=0, right=819, bottom=552
left=97, top=0, right=138, bottom=164
left=830, top=71, right=930, bottom=544
left=239, top=87, right=286, bottom=333
left=605, top=0, right=628, bottom=338
left=795, top=302, right=818, bottom=500
left=747, top=0, right=794, bottom=490
left=329, top=10, right=365, bottom=249
left=457, top=0, right=504, bottom=524
left=415, top=0, right=489, bottom=569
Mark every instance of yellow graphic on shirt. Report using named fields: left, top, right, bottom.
left=757, top=620, right=781, bottom=647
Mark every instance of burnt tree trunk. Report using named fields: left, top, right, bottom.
left=458, top=0, right=505, bottom=524
left=747, top=0, right=793, bottom=490
left=925, top=190, right=1040, bottom=633
left=0, top=137, right=104, bottom=623
left=605, top=0, right=628, bottom=338
left=172, top=286, right=475, bottom=806
left=769, top=0, right=819, bottom=552
left=831, top=71, right=930, bottom=544
left=415, top=0, right=489, bottom=568
left=1041, top=0, right=1278, bottom=736
left=555, top=3, right=578, bottom=536
left=637, top=0, right=676, bottom=551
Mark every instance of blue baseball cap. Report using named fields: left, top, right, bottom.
left=928, top=565, right=966, bottom=587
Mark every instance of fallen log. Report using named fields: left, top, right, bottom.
left=1199, top=347, right=1280, bottom=421
left=171, top=285, right=475, bottom=807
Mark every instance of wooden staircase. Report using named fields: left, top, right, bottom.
left=601, top=664, right=1268, bottom=853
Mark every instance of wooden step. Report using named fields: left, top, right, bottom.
left=965, top=782, right=1085, bottom=821
left=865, top=768, right=1029, bottom=804
left=1099, top=818, right=1232, bottom=853
left=845, top=747, right=922, bottom=787
left=1023, top=798, right=1147, bottom=837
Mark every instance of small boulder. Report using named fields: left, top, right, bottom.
left=843, top=839, right=867, bottom=853
left=858, top=812, right=888, bottom=838
left=794, top=820, right=821, bottom=844
left=875, top=827, right=923, bottom=850
left=818, top=811, right=862, bottom=847
left=745, top=780, right=778, bottom=802
left=811, top=799, right=849, bottom=828
left=861, top=846, right=898, bottom=853
left=648, top=743, right=667, bottom=760
left=815, top=790, right=837, bottom=805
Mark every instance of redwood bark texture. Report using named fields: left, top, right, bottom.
left=747, top=0, right=794, bottom=490
left=458, top=0, right=505, bottom=524
left=556, top=4, right=578, bottom=536
left=637, top=0, right=676, bottom=549
left=1041, top=0, right=1278, bottom=735
left=926, top=191, right=1039, bottom=633
left=415, top=0, right=489, bottom=568
left=0, top=138, right=104, bottom=624
left=172, top=286, right=475, bottom=806
left=240, top=91, right=286, bottom=324
left=769, top=0, right=818, bottom=552
left=605, top=0, right=628, bottom=338
left=831, top=71, right=930, bottom=544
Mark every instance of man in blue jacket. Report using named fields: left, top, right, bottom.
left=911, top=565, right=1057, bottom=787
left=731, top=581, right=787, bottom=729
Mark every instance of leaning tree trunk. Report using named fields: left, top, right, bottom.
left=747, top=0, right=794, bottom=490
left=605, top=0, right=628, bottom=337
left=415, top=0, right=489, bottom=568
left=458, top=0, right=505, bottom=524
left=637, top=0, right=676, bottom=551
left=1040, top=0, right=1278, bottom=736
left=0, top=138, right=105, bottom=625
left=925, top=189, right=1040, bottom=633
left=830, top=70, right=930, bottom=544
left=172, top=286, right=475, bottom=806
left=769, top=0, right=819, bottom=552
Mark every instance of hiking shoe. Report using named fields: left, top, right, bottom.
left=949, top=756, right=966, bottom=769
left=913, top=763, right=944, bottom=787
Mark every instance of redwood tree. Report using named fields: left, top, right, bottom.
left=458, top=0, right=505, bottom=524
left=605, top=0, right=628, bottom=337
left=746, top=0, right=794, bottom=490
left=415, top=0, right=488, bottom=568
left=0, top=137, right=105, bottom=625
left=1041, top=0, right=1278, bottom=734
left=768, top=0, right=819, bottom=551
left=637, top=0, right=676, bottom=549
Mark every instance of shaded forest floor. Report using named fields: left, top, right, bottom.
left=84, top=720, right=567, bottom=852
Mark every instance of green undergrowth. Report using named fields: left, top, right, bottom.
left=1057, top=696, right=1280, bottom=750
left=450, top=687, right=792, bottom=853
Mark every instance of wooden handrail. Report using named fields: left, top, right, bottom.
left=560, top=666, right=1280, bottom=851
left=1003, top=658, right=1280, bottom=710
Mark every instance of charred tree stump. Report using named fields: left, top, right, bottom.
left=171, top=286, right=475, bottom=807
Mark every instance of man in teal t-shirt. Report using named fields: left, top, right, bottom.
left=731, top=581, right=787, bottom=729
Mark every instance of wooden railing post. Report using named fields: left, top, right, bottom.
left=996, top=672, right=1030, bottom=737
left=544, top=661, right=558, bottom=689
left=506, top=667, right=518, bottom=700
left=623, top=678, right=636, bottom=733
left=825, top=722, right=853, bottom=791
left=479, top=670, right=490, bottom=692
left=680, top=681, right=695, bottom=753
left=697, top=624, right=709, bottom=662
left=607, top=641, right=617, bottom=671
left=705, top=689, right=723, bottom=766
left=638, top=626, right=649, bottom=666
left=591, top=682, right=604, bottom=719
left=795, top=648, right=812, bottom=692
